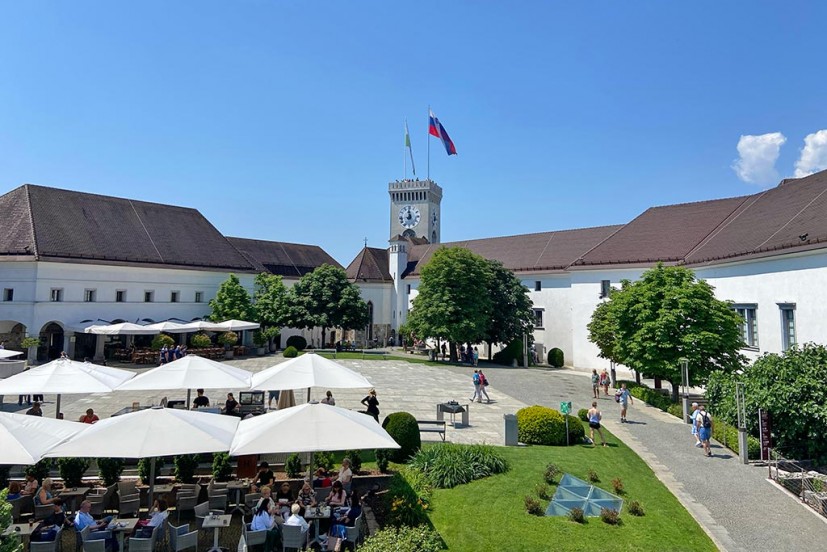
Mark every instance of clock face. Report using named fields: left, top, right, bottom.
left=398, top=205, right=421, bottom=229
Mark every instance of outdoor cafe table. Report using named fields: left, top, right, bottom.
left=303, top=505, right=332, bottom=547
left=57, top=486, right=91, bottom=513
left=4, top=522, right=35, bottom=544
left=137, top=483, right=175, bottom=509
left=107, top=518, right=138, bottom=550
left=202, top=513, right=232, bottom=552
left=226, top=479, right=250, bottom=514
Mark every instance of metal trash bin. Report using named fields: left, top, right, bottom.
left=504, top=413, right=518, bottom=446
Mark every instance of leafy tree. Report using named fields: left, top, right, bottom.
left=0, top=488, right=22, bottom=552
left=588, top=264, right=745, bottom=400
left=707, top=344, right=827, bottom=462
left=483, top=260, right=535, bottom=352
left=407, top=248, right=493, bottom=361
left=253, top=273, right=289, bottom=334
left=285, top=264, right=369, bottom=346
left=209, top=274, right=254, bottom=322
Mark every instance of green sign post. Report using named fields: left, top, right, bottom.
left=560, top=402, right=572, bottom=444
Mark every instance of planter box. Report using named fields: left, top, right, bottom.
left=224, top=351, right=234, bottom=360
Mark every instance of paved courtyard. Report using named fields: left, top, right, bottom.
left=3, top=355, right=827, bottom=551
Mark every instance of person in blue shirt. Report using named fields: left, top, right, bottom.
left=251, top=497, right=281, bottom=552
left=617, top=383, right=634, bottom=423
left=74, top=500, right=117, bottom=551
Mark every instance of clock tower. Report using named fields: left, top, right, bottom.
left=388, top=179, right=442, bottom=243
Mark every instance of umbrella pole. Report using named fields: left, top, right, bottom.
left=55, top=394, right=61, bottom=419
left=307, top=388, right=311, bottom=403
left=148, top=457, right=156, bottom=511
left=187, top=389, right=192, bottom=410
left=308, top=451, right=314, bottom=483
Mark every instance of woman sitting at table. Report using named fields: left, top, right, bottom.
left=283, top=504, right=311, bottom=548
left=6, top=482, right=22, bottom=501
left=328, top=493, right=362, bottom=552
left=251, top=497, right=281, bottom=552
left=21, top=474, right=38, bottom=496
left=296, top=481, right=316, bottom=515
left=134, top=499, right=168, bottom=537
left=325, top=481, right=347, bottom=508
left=35, top=477, right=57, bottom=506
left=274, top=482, right=294, bottom=520
left=255, top=486, right=278, bottom=515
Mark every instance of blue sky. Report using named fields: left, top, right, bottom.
left=2, top=2, right=826, bottom=265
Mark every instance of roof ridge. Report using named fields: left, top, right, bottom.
left=23, top=185, right=39, bottom=258
left=648, top=193, right=754, bottom=210
left=534, top=233, right=555, bottom=268
left=227, top=236, right=322, bottom=249
left=569, top=224, right=628, bottom=267
left=21, top=183, right=203, bottom=214
left=365, top=247, right=388, bottom=280
left=425, top=223, right=625, bottom=247
left=128, top=199, right=164, bottom=263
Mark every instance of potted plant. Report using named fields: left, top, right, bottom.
left=217, top=331, right=238, bottom=359
left=21, top=336, right=41, bottom=364
left=252, top=330, right=267, bottom=356
left=190, top=333, right=212, bottom=349
left=264, top=327, right=280, bottom=353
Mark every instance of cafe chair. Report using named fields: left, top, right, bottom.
left=117, top=481, right=137, bottom=498
left=168, top=523, right=198, bottom=552
left=34, top=504, right=54, bottom=521
left=8, top=497, right=24, bottom=522
left=116, top=493, right=140, bottom=518
left=194, top=501, right=221, bottom=531
left=128, top=522, right=163, bottom=552
left=78, top=524, right=114, bottom=552
left=242, top=523, right=267, bottom=551
left=344, top=513, right=365, bottom=549
left=87, top=485, right=116, bottom=516
left=174, top=494, right=199, bottom=524
left=30, top=524, right=63, bottom=552
left=244, top=493, right=261, bottom=512
left=281, top=525, right=306, bottom=551
left=314, top=488, right=331, bottom=503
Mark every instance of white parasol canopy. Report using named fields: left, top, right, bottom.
left=142, top=321, right=189, bottom=333
left=212, top=320, right=260, bottom=331
left=0, top=358, right=135, bottom=418
left=84, top=322, right=159, bottom=335
left=44, top=407, right=240, bottom=508
left=0, top=412, right=87, bottom=465
left=0, top=349, right=24, bottom=359
left=249, top=353, right=372, bottom=392
left=229, top=402, right=399, bottom=456
left=176, top=320, right=224, bottom=332
left=116, top=355, right=252, bottom=407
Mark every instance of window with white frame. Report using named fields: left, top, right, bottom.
left=733, top=304, right=759, bottom=348
left=194, top=291, right=203, bottom=303
left=116, top=290, right=126, bottom=302
left=533, top=308, right=544, bottom=329
left=84, top=289, right=96, bottom=302
left=50, top=288, right=63, bottom=302
left=170, top=291, right=180, bottom=303
left=144, top=291, right=154, bottom=303
left=3, top=288, right=13, bottom=301
left=779, top=304, right=796, bottom=351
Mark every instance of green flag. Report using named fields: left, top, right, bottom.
left=405, top=119, right=416, bottom=176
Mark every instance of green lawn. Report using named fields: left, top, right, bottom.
left=425, top=432, right=716, bottom=552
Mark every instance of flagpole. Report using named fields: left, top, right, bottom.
left=427, top=105, right=431, bottom=181
left=403, top=119, right=407, bottom=179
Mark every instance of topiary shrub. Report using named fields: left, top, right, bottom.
left=97, top=458, right=125, bottom=486
left=493, top=339, right=524, bottom=366
left=577, top=408, right=590, bottom=422
left=57, top=458, right=90, bottom=487
left=375, top=449, right=391, bottom=473
left=285, top=335, right=307, bottom=351
left=548, top=347, right=564, bottom=367
left=566, top=415, right=586, bottom=444
left=343, top=450, right=362, bottom=473
left=190, top=333, right=212, bottom=348
left=216, top=331, right=238, bottom=347
left=283, top=346, right=298, bottom=358
left=151, top=334, right=175, bottom=351
left=138, top=458, right=165, bottom=484
left=525, top=495, right=543, bottom=515
left=359, top=525, right=443, bottom=552
left=382, top=412, right=421, bottom=463
left=211, top=453, right=232, bottom=482
left=174, top=455, right=200, bottom=483
left=516, top=405, right=566, bottom=446
left=285, top=454, right=303, bottom=478
left=25, top=459, right=52, bottom=483
left=314, top=451, right=335, bottom=473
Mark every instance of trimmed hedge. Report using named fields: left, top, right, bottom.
left=493, top=339, right=524, bottom=366
left=285, top=335, right=307, bottom=351
left=382, top=412, right=421, bottom=463
left=516, top=406, right=582, bottom=446
left=711, top=416, right=761, bottom=459
left=618, top=380, right=674, bottom=412
left=190, top=333, right=212, bottom=348
left=547, top=347, right=564, bottom=367
left=283, top=346, right=298, bottom=358
left=360, top=525, right=443, bottom=552
left=577, top=408, right=590, bottom=422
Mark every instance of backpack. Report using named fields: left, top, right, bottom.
left=614, top=390, right=622, bottom=403
left=473, top=373, right=480, bottom=385
left=701, top=412, right=712, bottom=429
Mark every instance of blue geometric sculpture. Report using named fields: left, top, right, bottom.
left=545, top=473, right=623, bottom=516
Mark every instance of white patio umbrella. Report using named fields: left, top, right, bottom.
left=212, top=320, right=260, bottom=331
left=0, top=358, right=135, bottom=418
left=44, top=407, right=240, bottom=506
left=84, top=322, right=159, bottom=335
left=0, top=349, right=24, bottom=359
left=176, top=321, right=224, bottom=332
left=0, top=411, right=86, bottom=464
left=116, top=355, right=253, bottom=408
left=249, top=353, right=372, bottom=401
left=229, top=402, right=399, bottom=478
left=142, top=321, right=189, bottom=333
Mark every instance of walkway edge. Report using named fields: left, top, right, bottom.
left=604, top=410, right=740, bottom=552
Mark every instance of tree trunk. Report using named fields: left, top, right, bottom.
left=635, top=370, right=641, bottom=385
left=487, top=342, right=492, bottom=360
left=670, top=381, right=680, bottom=403
left=653, top=377, right=662, bottom=389
left=321, top=327, right=327, bottom=348
left=450, top=342, right=458, bottom=363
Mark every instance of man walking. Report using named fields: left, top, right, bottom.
left=696, top=404, right=713, bottom=457
left=469, top=370, right=482, bottom=403
left=617, top=383, right=633, bottom=423
left=591, top=369, right=600, bottom=399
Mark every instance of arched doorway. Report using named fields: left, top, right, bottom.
left=0, top=321, right=27, bottom=349
left=38, top=322, right=64, bottom=361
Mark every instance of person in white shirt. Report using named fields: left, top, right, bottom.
left=689, top=402, right=702, bottom=447
left=284, top=503, right=311, bottom=548
left=134, top=499, right=168, bottom=538
left=336, top=459, right=353, bottom=493
left=320, top=391, right=335, bottom=405
left=251, top=498, right=281, bottom=552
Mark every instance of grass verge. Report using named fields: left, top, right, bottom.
left=425, top=429, right=716, bottom=552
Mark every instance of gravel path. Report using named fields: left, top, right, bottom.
left=448, top=364, right=827, bottom=552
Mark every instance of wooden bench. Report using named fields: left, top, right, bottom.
left=417, top=420, right=446, bottom=441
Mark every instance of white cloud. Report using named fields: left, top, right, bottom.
left=732, top=132, right=787, bottom=185
left=794, top=129, right=827, bottom=178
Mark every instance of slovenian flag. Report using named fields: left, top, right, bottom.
left=428, top=110, right=457, bottom=155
